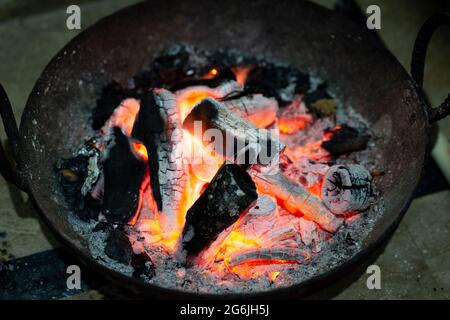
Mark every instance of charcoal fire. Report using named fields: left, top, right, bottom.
left=278, top=95, right=313, bottom=134
left=182, top=161, right=258, bottom=256
left=57, top=46, right=382, bottom=294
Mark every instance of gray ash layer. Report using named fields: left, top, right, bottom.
left=61, top=45, right=386, bottom=295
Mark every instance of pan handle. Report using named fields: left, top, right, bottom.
left=0, top=83, right=28, bottom=192
left=411, top=12, right=450, bottom=124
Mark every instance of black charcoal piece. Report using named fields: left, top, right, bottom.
left=102, top=128, right=146, bottom=223
left=182, top=162, right=258, bottom=256
left=104, top=229, right=132, bottom=264
left=131, top=252, right=155, bottom=279
left=92, top=81, right=134, bottom=130
left=131, top=91, right=164, bottom=210
left=322, top=124, right=370, bottom=156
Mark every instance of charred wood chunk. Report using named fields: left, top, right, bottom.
left=249, top=168, right=343, bottom=233
left=221, top=94, right=279, bottom=128
left=322, top=124, right=370, bottom=156
left=134, top=89, right=189, bottom=239
left=104, top=228, right=132, bottom=264
left=183, top=98, right=284, bottom=167
left=322, top=165, right=373, bottom=215
left=182, top=162, right=258, bottom=256
left=131, top=252, right=155, bottom=279
left=227, top=248, right=311, bottom=267
left=132, top=91, right=164, bottom=210
left=102, top=128, right=146, bottom=224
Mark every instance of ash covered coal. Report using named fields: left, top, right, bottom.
left=57, top=45, right=385, bottom=295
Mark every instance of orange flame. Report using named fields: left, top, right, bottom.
left=131, top=142, right=148, bottom=161
left=178, top=92, right=214, bottom=121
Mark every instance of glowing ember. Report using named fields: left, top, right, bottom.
left=131, top=142, right=148, bottom=161
left=232, top=66, right=252, bottom=85
left=67, top=55, right=375, bottom=292
left=270, top=271, right=280, bottom=282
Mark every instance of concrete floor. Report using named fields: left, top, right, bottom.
left=0, top=0, right=449, bottom=299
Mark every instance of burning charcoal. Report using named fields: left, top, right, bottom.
left=184, top=98, right=341, bottom=231
left=101, top=98, right=141, bottom=137
left=234, top=196, right=278, bottom=239
left=227, top=248, right=311, bottom=267
left=132, top=91, right=164, bottom=210
left=175, top=80, right=244, bottom=120
left=264, top=225, right=299, bottom=246
left=182, top=162, right=258, bottom=256
left=102, top=128, right=146, bottom=224
left=104, top=229, right=132, bottom=264
left=221, top=94, right=279, bottom=128
left=322, top=165, right=373, bottom=215
left=322, top=124, right=370, bottom=156
left=278, top=95, right=313, bottom=134
left=183, top=97, right=284, bottom=166
left=131, top=252, right=155, bottom=279
left=133, top=89, right=189, bottom=242
left=296, top=217, right=320, bottom=246
left=249, top=167, right=343, bottom=233
left=175, top=79, right=243, bottom=99
left=245, top=195, right=278, bottom=217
